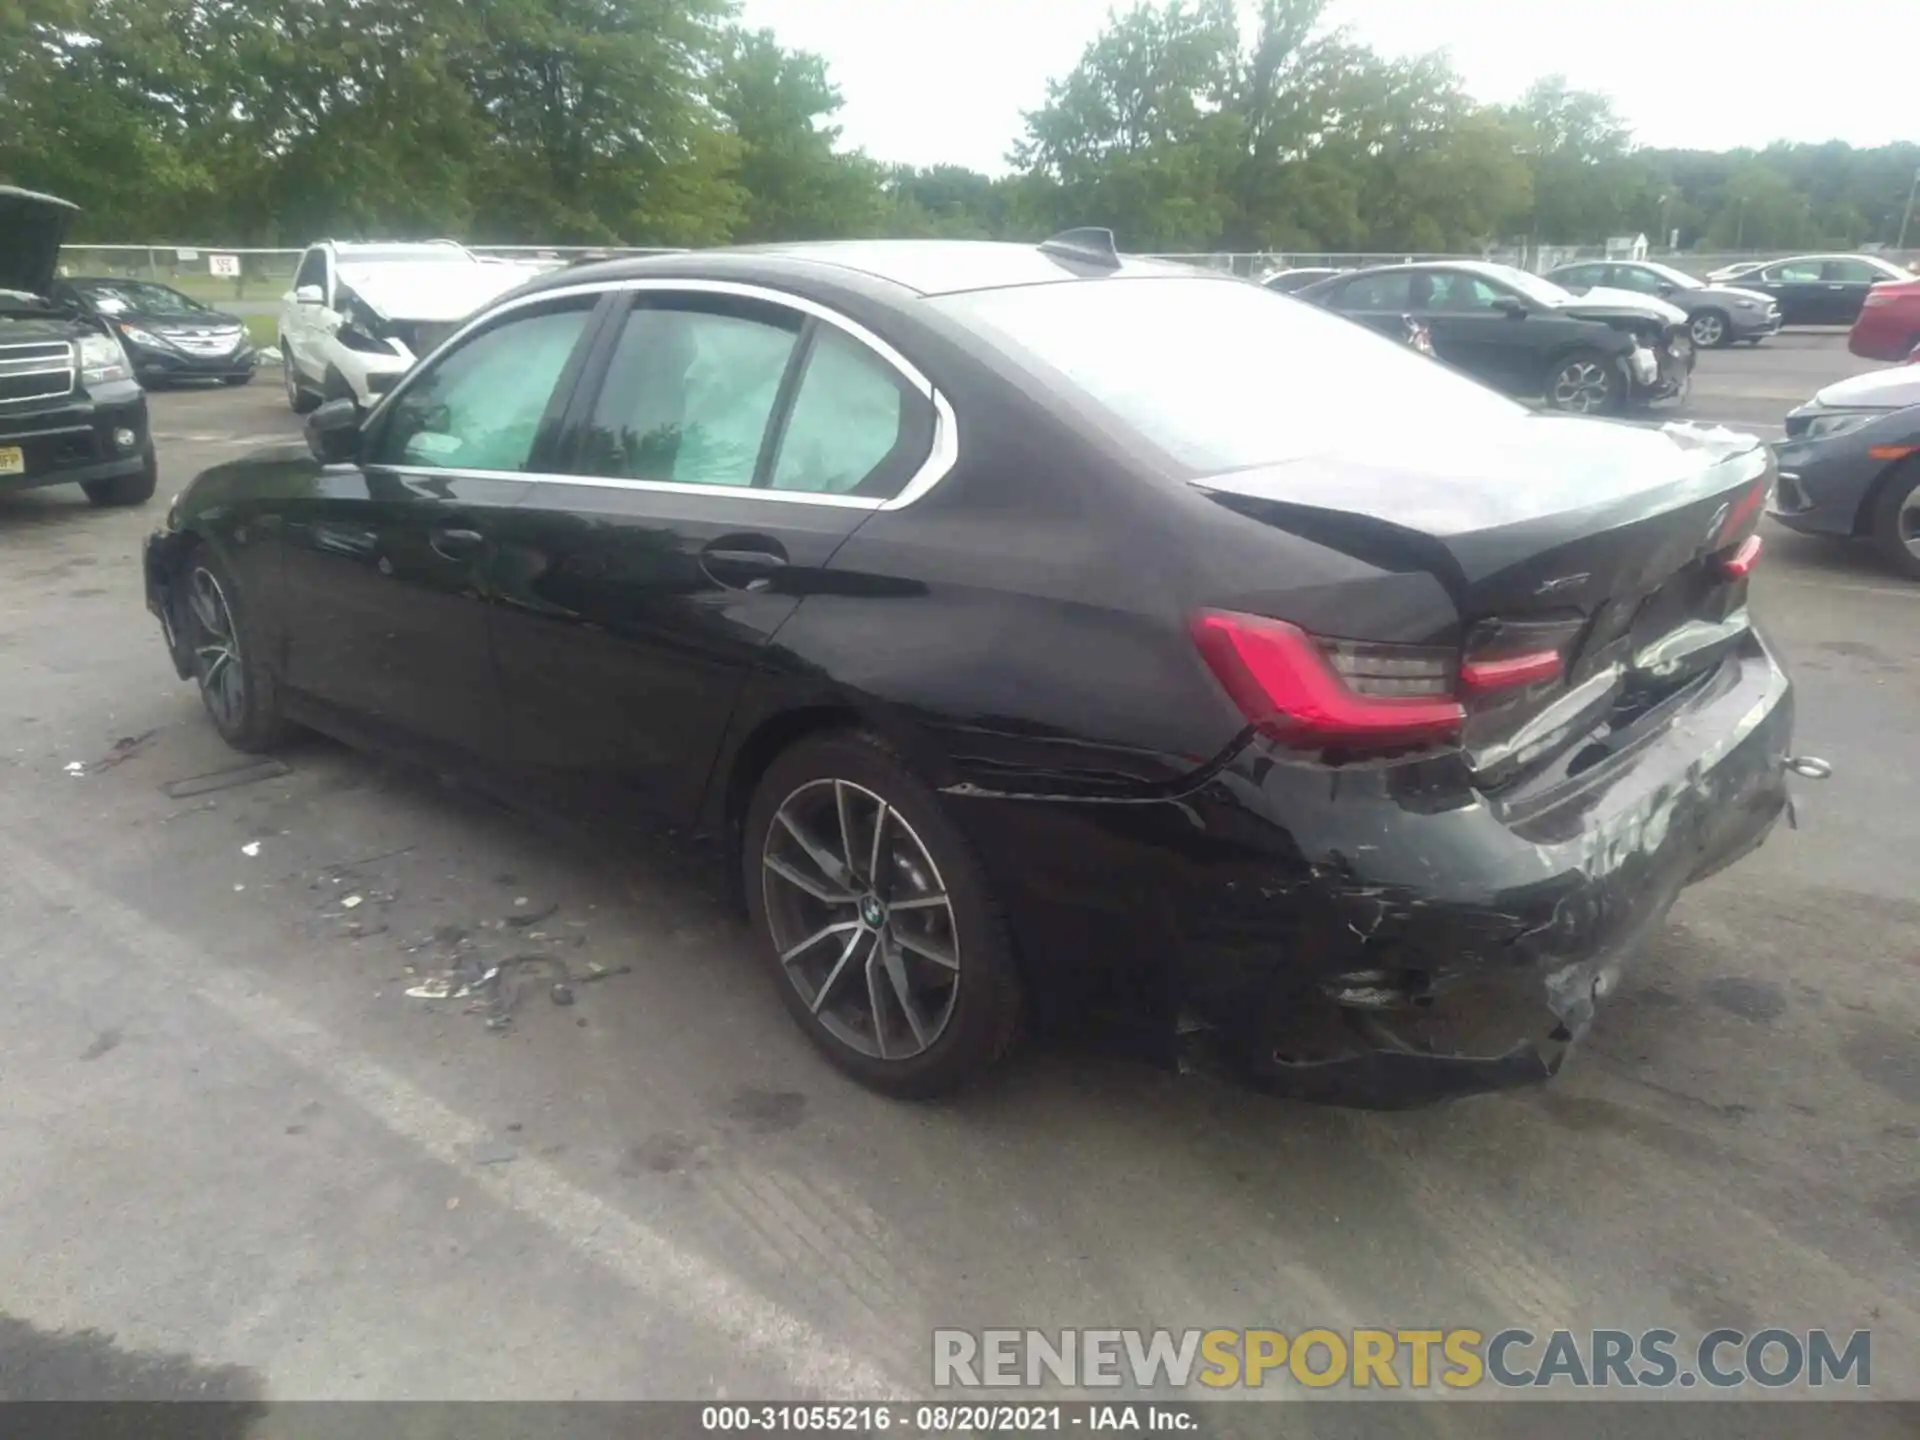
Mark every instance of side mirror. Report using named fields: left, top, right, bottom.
left=305, top=397, right=362, bottom=464
left=1492, top=296, right=1528, bottom=319
left=1656, top=282, right=1676, bottom=298
left=294, top=284, right=324, bottom=305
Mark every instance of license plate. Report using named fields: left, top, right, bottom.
left=0, top=446, right=23, bottom=477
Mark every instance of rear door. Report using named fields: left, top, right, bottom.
left=1819, top=259, right=1882, bottom=325
left=278, top=291, right=603, bottom=761
left=489, top=284, right=942, bottom=824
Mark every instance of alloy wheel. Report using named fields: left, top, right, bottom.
left=187, top=567, right=246, bottom=729
left=1550, top=361, right=1613, bottom=413
left=1899, top=487, right=1920, bottom=562
left=282, top=349, right=299, bottom=408
left=761, top=778, right=960, bottom=1061
left=1690, top=313, right=1726, bottom=348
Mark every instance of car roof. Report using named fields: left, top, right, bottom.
left=517, top=240, right=1218, bottom=301
left=0, top=184, right=79, bottom=212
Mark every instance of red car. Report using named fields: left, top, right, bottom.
left=1850, top=277, right=1920, bottom=362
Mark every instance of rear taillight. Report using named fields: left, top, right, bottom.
left=1461, top=650, right=1564, bottom=690
left=1190, top=611, right=1464, bottom=750
left=1718, top=534, right=1763, bottom=579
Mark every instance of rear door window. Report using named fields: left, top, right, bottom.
left=1822, top=259, right=1878, bottom=283
left=578, top=301, right=801, bottom=488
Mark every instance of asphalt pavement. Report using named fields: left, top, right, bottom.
left=1, top=338, right=1914, bottom=1422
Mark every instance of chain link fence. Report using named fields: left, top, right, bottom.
left=56, top=244, right=687, bottom=304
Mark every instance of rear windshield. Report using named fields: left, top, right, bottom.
left=934, top=277, right=1520, bottom=474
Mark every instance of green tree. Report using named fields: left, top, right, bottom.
left=711, top=28, right=887, bottom=242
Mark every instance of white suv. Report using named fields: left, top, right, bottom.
left=277, top=240, right=537, bottom=412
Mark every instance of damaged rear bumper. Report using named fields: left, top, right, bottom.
left=1234, top=642, right=1794, bottom=1106
left=948, top=635, right=1799, bottom=1109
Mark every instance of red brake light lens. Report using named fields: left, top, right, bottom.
left=1460, top=650, right=1564, bottom=691
left=1190, top=611, right=1465, bottom=750
left=1718, top=534, right=1763, bottom=579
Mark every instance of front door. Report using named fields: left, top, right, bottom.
left=284, top=247, right=331, bottom=389
left=489, top=286, right=940, bottom=824
left=278, top=292, right=603, bottom=761
left=1418, top=269, right=1535, bottom=392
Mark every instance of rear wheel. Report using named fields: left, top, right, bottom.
left=1689, top=309, right=1731, bottom=349
left=81, top=448, right=157, bottom=507
left=174, top=544, right=291, bottom=752
left=743, top=731, right=1023, bottom=1098
left=1867, top=462, right=1920, bottom=581
left=1545, top=348, right=1621, bottom=415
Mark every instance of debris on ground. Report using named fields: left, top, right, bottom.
left=341, top=894, right=364, bottom=910
left=67, top=729, right=162, bottom=778
left=400, top=940, right=618, bottom=1030
left=241, top=841, right=261, bottom=857
left=161, top=758, right=290, bottom=798
left=504, top=901, right=558, bottom=928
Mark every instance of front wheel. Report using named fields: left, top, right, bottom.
left=1545, top=348, right=1622, bottom=415
left=173, top=544, right=291, bottom=752
left=81, top=449, right=157, bottom=507
left=281, top=342, right=319, bottom=414
left=1689, top=309, right=1731, bottom=349
left=743, top=731, right=1023, bottom=1098
left=1868, top=462, right=1920, bottom=581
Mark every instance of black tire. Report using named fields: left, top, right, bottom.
left=1543, top=347, right=1623, bottom=415
left=281, top=341, right=320, bottom=414
left=743, top=730, right=1023, bottom=1098
left=1689, top=308, right=1733, bottom=349
left=171, top=542, right=292, bottom=752
left=81, top=448, right=157, bottom=507
left=222, top=371, right=254, bottom=387
left=1866, top=461, right=1920, bottom=581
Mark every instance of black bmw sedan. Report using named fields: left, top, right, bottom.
left=142, top=234, right=1814, bottom=1105
left=51, top=277, right=257, bottom=387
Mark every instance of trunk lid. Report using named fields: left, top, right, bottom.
left=1195, top=413, right=1774, bottom=784
left=0, top=186, right=79, bottom=298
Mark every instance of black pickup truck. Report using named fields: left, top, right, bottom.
left=1, top=186, right=156, bottom=506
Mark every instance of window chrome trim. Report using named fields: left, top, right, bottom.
left=368, top=276, right=959, bottom=512
left=374, top=463, right=885, bottom=510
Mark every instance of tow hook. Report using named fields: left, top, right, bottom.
left=1782, top=755, right=1833, bottom=830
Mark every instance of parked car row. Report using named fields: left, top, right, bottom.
left=1286, top=260, right=1695, bottom=414
left=1542, top=260, right=1780, bottom=349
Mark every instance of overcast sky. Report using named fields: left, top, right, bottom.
left=735, top=0, right=1912, bottom=175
